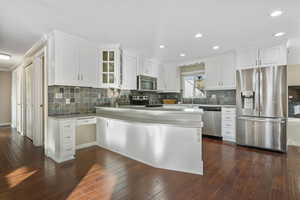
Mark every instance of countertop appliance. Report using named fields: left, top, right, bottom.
left=137, top=75, right=157, bottom=91
left=199, top=106, right=222, bottom=137
left=130, top=95, right=150, bottom=105
left=236, top=65, right=287, bottom=152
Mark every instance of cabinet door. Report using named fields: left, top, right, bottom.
left=260, top=45, right=287, bottom=66
left=205, top=57, right=221, bottom=90
left=220, top=52, right=236, bottom=89
left=158, top=65, right=167, bottom=91
left=142, top=59, right=153, bottom=76
left=55, top=32, right=79, bottom=86
left=122, top=53, right=137, bottom=90
left=236, top=48, right=258, bottom=69
left=79, top=42, right=98, bottom=87
left=164, top=64, right=180, bottom=92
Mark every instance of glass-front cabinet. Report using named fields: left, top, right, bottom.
left=99, top=45, right=122, bottom=88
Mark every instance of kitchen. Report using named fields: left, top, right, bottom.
left=1, top=1, right=300, bottom=199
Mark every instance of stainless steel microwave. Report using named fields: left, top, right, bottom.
left=137, top=75, right=157, bottom=91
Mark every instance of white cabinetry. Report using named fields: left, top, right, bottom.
left=205, top=51, right=236, bottom=90
left=236, top=44, right=287, bottom=69
left=122, top=52, right=138, bottom=90
left=48, top=30, right=98, bottom=87
left=99, top=45, right=122, bottom=88
left=138, top=57, right=159, bottom=78
left=46, top=118, right=76, bottom=163
left=158, top=63, right=180, bottom=92
left=222, top=108, right=236, bottom=142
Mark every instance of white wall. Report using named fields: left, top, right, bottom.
left=287, top=37, right=300, bottom=65
left=0, top=71, right=12, bottom=126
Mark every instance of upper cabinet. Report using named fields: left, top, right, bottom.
left=138, top=56, right=159, bottom=78
left=259, top=45, right=287, bottom=66
left=48, top=30, right=98, bottom=87
left=205, top=51, right=236, bottom=90
left=99, top=45, right=122, bottom=88
left=121, top=51, right=138, bottom=90
left=236, top=44, right=287, bottom=69
left=158, top=63, right=180, bottom=92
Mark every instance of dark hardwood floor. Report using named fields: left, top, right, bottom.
left=0, top=126, right=300, bottom=200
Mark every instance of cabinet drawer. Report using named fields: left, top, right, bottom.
left=76, top=118, right=96, bottom=126
left=62, top=143, right=74, bottom=154
left=63, top=135, right=73, bottom=144
left=222, top=115, right=236, bottom=121
left=222, top=128, right=236, bottom=137
left=222, top=108, right=236, bottom=115
left=222, top=121, right=235, bottom=128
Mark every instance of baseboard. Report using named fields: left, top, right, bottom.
left=0, top=122, right=11, bottom=127
left=76, top=141, right=97, bottom=150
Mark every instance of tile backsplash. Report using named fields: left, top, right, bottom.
left=48, top=86, right=131, bottom=115
left=48, top=86, right=236, bottom=115
left=182, top=90, right=236, bottom=105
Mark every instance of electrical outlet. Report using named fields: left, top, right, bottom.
left=294, top=105, right=300, bottom=115
left=55, top=93, right=63, bottom=99
left=66, top=98, right=70, bottom=104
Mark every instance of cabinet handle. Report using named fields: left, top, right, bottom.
left=81, top=74, right=83, bottom=80
left=64, top=125, right=71, bottom=128
left=66, top=148, right=72, bottom=151
left=77, top=73, right=80, bottom=80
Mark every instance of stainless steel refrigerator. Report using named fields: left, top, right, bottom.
left=236, top=65, right=287, bottom=152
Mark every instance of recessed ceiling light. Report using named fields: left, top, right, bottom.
left=273, top=32, right=286, bottom=37
left=270, top=10, right=283, bottom=17
left=159, top=45, right=165, bottom=49
left=195, top=33, right=203, bottom=38
left=0, top=53, right=11, bottom=60
left=212, top=46, right=220, bottom=50
left=180, top=53, right=186, bottom=57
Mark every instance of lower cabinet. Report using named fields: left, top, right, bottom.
left=46, top=118, right=76, bottom=163
left=222, top=108, right=236, bottom=142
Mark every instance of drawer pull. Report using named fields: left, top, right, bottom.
left=65, top=148, right=73, bottom=151
left=64, top=125, right=71, bottom=128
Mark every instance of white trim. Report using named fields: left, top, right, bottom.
left=76, top=142, right=97, bottom=150
left=0, top=122, right=11, bottom=126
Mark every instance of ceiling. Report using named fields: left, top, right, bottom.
left=1, top=0, right=300, bottom=69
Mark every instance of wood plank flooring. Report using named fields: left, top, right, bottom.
left=0, top=126, right=300, bottom=200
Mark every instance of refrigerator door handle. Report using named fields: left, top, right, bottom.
left=238, top=117, right=285, bottom=123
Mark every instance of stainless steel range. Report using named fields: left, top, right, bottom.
left=236, top=65, right=287, bottom=152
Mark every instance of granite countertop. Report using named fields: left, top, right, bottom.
left=178, top=104, right=236, bottom=108
left=95, top=106, right=203, bottom=128
left=48, top=113, right=97, bottom=119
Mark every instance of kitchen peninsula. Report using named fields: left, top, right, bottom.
left=46, top=106, right=204, bottom=175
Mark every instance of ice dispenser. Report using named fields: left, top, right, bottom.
left=241, top=91, right=255, bottom=110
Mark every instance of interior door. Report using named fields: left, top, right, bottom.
left=25, top=65, right=33, bottom=140
left=259, top=66, right=287, bottom=118
left=236, top=68, right=260, bottom=116
left=32, top=56, right=45, bottom=146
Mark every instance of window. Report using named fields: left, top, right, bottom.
left=182, top=73, right=205, bottom=98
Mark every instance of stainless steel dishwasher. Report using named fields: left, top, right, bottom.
left=199, top=106, right=222, bottom=137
